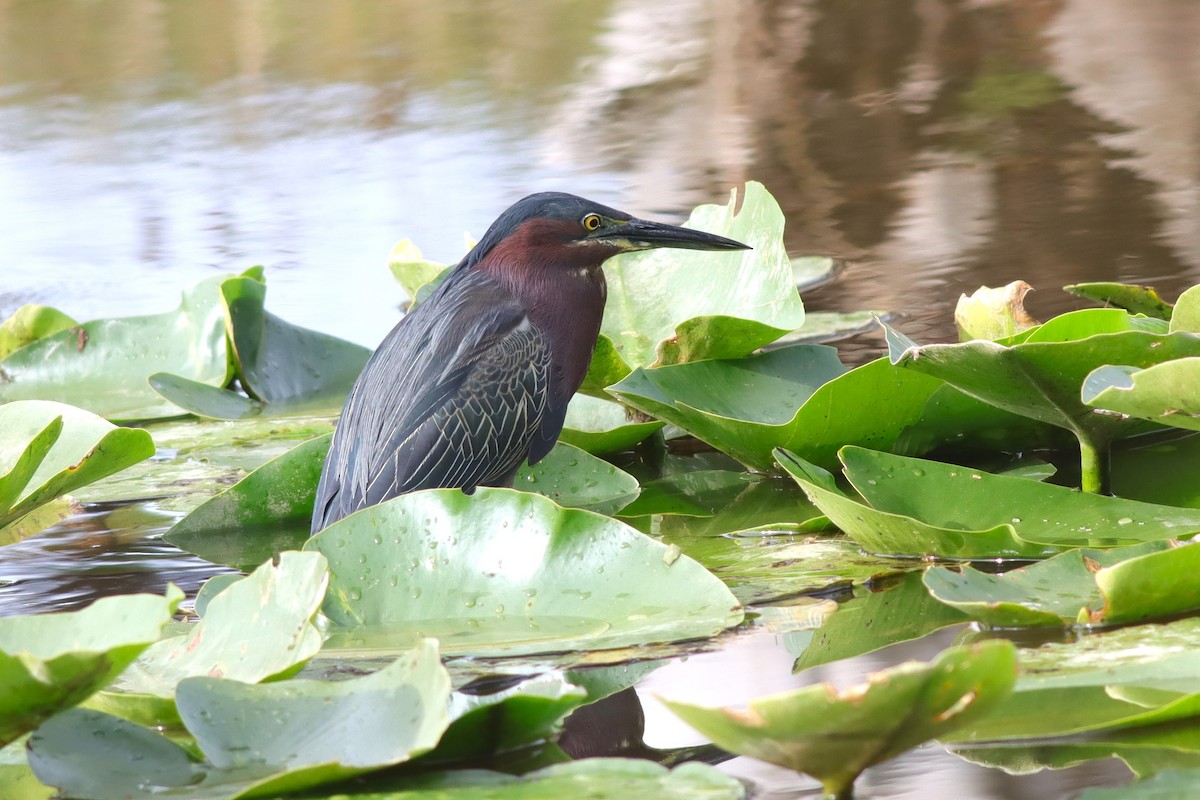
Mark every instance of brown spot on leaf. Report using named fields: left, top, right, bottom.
left=74, top=327, right=89, bottom=352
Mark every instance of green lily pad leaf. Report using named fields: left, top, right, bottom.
left=306, top=488, right=742, bottom=657
left=923, top=543, right=1169, bottom=628
left=388, top=239, right=449, bottom=303
left=955, top=281, right=1040, bottom=341
left=1170, top=285, right=1200, bottom=333
left=0, top=587, right=182, bottom=747
left=148, top=373, right=265, bottom=420
left=792, top=256, right=839, bottom=292
left=220, top=275, right=372, bottom=414
left=793, top=571, right=969, bottom=672
left=776, top=449, right=1042, bottom=559
left=30, top=642, right=451, bottom=800
left=768, top=310, right=886, bottom=346
left=885, top=315, right=1200, bottom=491
left=663, top=640, right=1017, bottom=797
left=331, top=759, right=745, bottom=799
left=1065, top=282, right=1174, bottom=320
left=840, top=446, right=1200, bottom=550
left=578, top=334, right=633, bottom=396
left=75, top=415, right=335, bottom=514
left=599, top=181, right=805, bottom=370
left=610, top=345, right=849, bottom=470
left=102, top=552, right=327, bottom=721
left=1096, top=542, right=1200, bottom=625
left=193, top=574, right=242, bottom=618
left=165, top=435, right=332, bottom=571
left=1084, top=359, right=1200, bottom=432
left=429, top=675, right=586, bottom=764
left=0, top=305, right=77, bottom=360
left=0, top=273, right=235, bottom=421
left=513, top=442, right=639, bottom=515
left=0, top=401, right=156, bottom=533
left=558, top=394, right=664, bottom=454
left=166, top=435, right=637, bottom=570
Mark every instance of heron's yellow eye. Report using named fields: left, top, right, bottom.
left=582, top=213, right=602, bottom=232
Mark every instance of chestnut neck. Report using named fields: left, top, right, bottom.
left=471, top=217, right=613, bottom=402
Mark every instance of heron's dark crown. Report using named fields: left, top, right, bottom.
left=463, top=192, right=630, bottom=269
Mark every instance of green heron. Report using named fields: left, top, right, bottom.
left=312, top=192, right=749, bottom=533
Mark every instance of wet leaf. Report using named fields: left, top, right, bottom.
left=0, top=273, right=235, bottom=421
left=955, top=281, right=1040, bottom=341
left=152, top=275, right=371, bottom=419
left=30, top=641, right=451, bottom=800
left=838, top=446, right=1200, bottom=551
left=0, top=587, right=181, bottom=747
left=1084, top=359, right=1200, bottom=432
left=598, top=182, right=805, bottom=371
left=100, top=552, right=328, bottom=723
left=663, top=640, right=1017, bottom=797
left=430, top=675, right=585, bottom=764
left=388, top=239, right=449, bottom=303
left=1064, top=282, right=1174, bottom=320
left=793, top=571, right=968, bottom=672
left=166, top=436, right=638, bottom=570
left=885, top=313, right=1200, bottom=490
left=0, top=401, right=155, bottom=534
left=776, top=449, right=1043, bottom=559
left=306, top=487, right=743, bottom=657
left=1170, top=285, right=1200, bottom=333
left=768, top=310, right=886, bottom=346
left=610, top=345, right=849, bottom=470
left=0, top=305, right=77, bottom=360
left=558, top=394, right=664, bottom=454
left=923, top=543, right=1168, bottom=628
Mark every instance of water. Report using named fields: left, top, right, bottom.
left=3, top=1, right=1199, bottom=796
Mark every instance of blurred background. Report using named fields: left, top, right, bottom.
left=2, top=0, right=1198, bottom=352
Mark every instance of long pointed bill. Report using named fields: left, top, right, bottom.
left=601, top=219, right=751, bottom=252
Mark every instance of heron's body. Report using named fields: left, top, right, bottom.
left=312, top=193, right=746, bottom=534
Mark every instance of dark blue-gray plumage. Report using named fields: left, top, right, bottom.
left=312, top=192, right=748, bottom=533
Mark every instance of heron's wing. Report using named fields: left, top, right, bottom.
left=312, top=271, right=551, bottom=532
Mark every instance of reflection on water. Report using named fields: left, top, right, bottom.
left=4, top=1, right=1195, bottom=349
left=2, top=3, right=1198, bottom=795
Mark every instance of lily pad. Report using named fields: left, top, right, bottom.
left=776, top=449, right=1043, bottom=559
left=0, top=305, right=77, bottom=360
left=838, top=446, right=1200, bottom=551
left=1171, top=285, right=1200, bottom=333
left=430, top=675, right=586, bottom=764
left=1085, top=359, right=1200, bottom=432
left=1065, top=282, right=1174, bottom=320
left=768, top=310, right=887, bottom=347
left=793, top=571, right=968, bottom=672
left=388, top=239, right=450, bottom=303
left=101, top=552, right=327, bottom=723
left=885, top=314, right=1200, bottom=491
left=557, top=394, right=664, bottom=454
left=0, top=587, right=181, bottom=747
left=0, top=273, right=235, bottom=421
left=610, top=345, right=850, bottom=470
left=0, top=400, right=155, bottom=533
left=30, top=641, right=451, bottom=800
left=922, top=543, right=1171, bottom=628
left=166, top=436, right=638, bottom=570
left=597, top=182, right=805, bottom=371
left=306, top=487, right=743, bottom=657
left=955, top=281, right=1040, bottom=341
left=165, top=435, right=332, bottom=571
left=152, top=274, right=371, bottom=419
left=663, top=640, right=1017, bottom=798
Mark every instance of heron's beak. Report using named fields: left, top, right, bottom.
left=600, top=219, right=750, bottom=252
